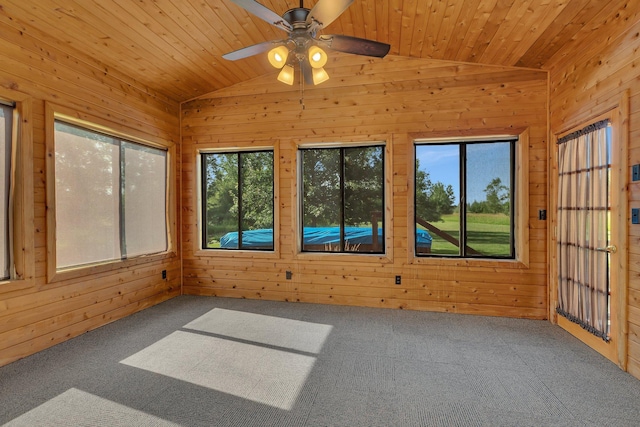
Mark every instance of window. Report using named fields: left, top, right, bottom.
left=54, top=120, right=167, bottom=270
left=201, top=150, right=274, bottom=250
left=1, top=102, right=13, bottom=280
left=300, top=145, right=384, bottom=253
left=415, top=139, right=515, bottom=258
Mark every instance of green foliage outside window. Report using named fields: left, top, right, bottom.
left=301, top=145, right=384, bottom=253
left=202, top=151, right=274, bottom=249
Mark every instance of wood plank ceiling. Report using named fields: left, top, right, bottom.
left=0, top=0, right=625, bottom=103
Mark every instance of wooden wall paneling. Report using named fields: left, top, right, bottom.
left=0, top=260, right=178, bottom=332
left=0, top=15, right=177, bottom=112
left=0, top=274, right=178, bottom=352
left=547, top=5, right=640, bottom=378
left=616, top=94, right=630, bottom=369
left=0, top=22, right=181, bottom=367
left=181, top=56, right=548, bottom=321
left=630, top=293, right=640, bottom=376
left=3, top=253, right=172, bottom=310
left=0, top=24, right=178, bottom=136
left=0, top=286, right=176, bottom=367
left=0, top=86, right=35, bottom=288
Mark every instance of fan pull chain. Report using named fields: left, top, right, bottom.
left=299, top=64, right=305, bottom=110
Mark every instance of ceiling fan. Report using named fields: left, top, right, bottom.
left=222, top=0, right=391, bottom=85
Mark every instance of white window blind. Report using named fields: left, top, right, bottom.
left=54, top=121, right=167, bottom=270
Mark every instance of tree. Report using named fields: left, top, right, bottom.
left=203, top=152, right=274, bottom=241
left=483, top=177, right=510, bottom=214
left=415, top=160, right=456, bottom=222
left=344, top=146, right=383, bottom=226
left=430, top=182, right=455, bottom=215
left=204, top=153, right=238, bottom=239
left=302, top=146, right=384, bottom=227
left=240, top=151, right=274, bottom=229
left=467, top=200, right=485, bottom=214
left=302, top=149, right=340, bottom=227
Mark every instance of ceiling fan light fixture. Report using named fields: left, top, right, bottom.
left=268, top=45, right=289, bottom=68
left=312, top=67, right=330, bottom=85
left=277, top=64, right=295, bottom=85
left=223, top=0, right=390, bottom=89
left=308, top=45, right=328, bottom=68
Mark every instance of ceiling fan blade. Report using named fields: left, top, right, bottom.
left=222, top=40, right=283, bottom=61
left=306, top=0, right=353, bottom=29
left=318, top=35, right=391, bottom=58
left=228, top=0, right=292, bottom=32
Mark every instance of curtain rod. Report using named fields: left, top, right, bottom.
left=0, top=99, right=16, bottom=108
left=557, top=119, right=609, bottom=145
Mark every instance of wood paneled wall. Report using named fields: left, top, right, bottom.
left=546, top=5, right=640, bottom=380
left=181, top=56, right=549, bottom=320
left=0, top=16, right=181, bottom=367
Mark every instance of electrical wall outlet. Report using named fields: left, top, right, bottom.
left=633, top=209, right=639, bottom=224
left=286, top=271, right=292, bottom=280
left=395, top=275, right=401, bottom=285
left=161, top=270, right=167, bottom=280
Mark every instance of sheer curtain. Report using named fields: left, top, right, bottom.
left=557, top=119, right=610, bottom=341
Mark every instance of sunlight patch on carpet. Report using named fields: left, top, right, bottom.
left=3, top=388, right=180, bottom=426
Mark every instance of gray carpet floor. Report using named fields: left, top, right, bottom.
left=1, top=295, right=639, bottom=426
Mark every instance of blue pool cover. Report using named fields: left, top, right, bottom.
left=220, top=227, right=432, bottom=249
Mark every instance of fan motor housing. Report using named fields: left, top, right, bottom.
left=283, top=8, right=310, bottom=28
left=221, top=0, right=390, bottom=64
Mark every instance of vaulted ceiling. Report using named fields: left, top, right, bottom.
left=0, top=0, right=628, bottom=103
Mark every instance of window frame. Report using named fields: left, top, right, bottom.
left=199, top=149, right=275, bottom=252
left=45, top=104, right=176, bottom=283
left=0, top=88, right=34, bottom=287
left=410, top=130, right=530, bottom=268
left=297, top=141, right=388, bottom=256
left=414, top=137, right=516, bottom=259
left=1, top=100, right=14, bottom=280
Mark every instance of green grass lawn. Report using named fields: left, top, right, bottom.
left=419, top=213, right=512, bottom=256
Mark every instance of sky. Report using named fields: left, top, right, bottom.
left=416, top=142, right=512, bottom=204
